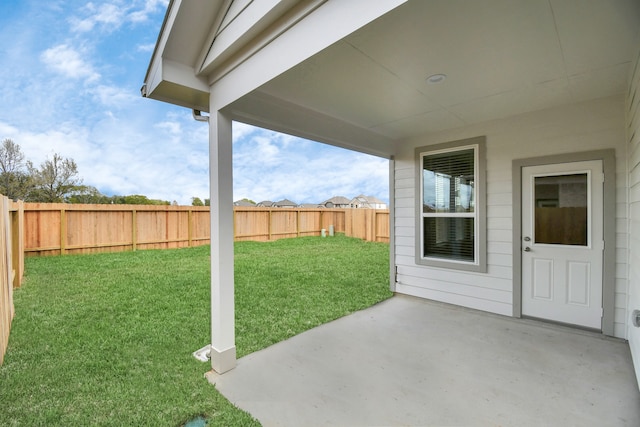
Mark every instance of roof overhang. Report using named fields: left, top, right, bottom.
left=142, top=0, right=222, bottom=111
left=143, top=0, right=640, bottom=158
left=142, top=0, right=339, bottom=112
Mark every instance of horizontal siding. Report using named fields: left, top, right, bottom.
left=395, top=283, right=512, bottom=317
left=487, top=217, right=512, bottom=230
left=627, top=44, right=640, bottom=387
left=394, top=95, right=628, bottom=335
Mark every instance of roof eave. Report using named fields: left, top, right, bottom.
left=143, top=57, right=210, bottom=112
left=142, top=0, right=218, bottom=112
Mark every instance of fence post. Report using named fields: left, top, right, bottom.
left=60, top=208, right=66, bottom=255
left=374, top=210, right=379, bottom=242
left=368, top=209, right=374, bottom=242
left=268, top=209, right=272, bottom=241
left=132, top=209, right=137, bottom=251
left=11, top=201, right=23, bottom=288
left=188, top=209, right=193, bottom=247
left=0, top=195, right=11, bottom=366
left=296, top=209, right=300, bottom=237
left=233, top=208, right=237, bottom=241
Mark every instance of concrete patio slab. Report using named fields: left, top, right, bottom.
left=207, top=295, right=640, bottom=426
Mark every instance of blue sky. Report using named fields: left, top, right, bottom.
left=0, top=0, right=389, bottom=205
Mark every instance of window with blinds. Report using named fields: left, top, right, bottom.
left=418, top=142, right=483, bottom=268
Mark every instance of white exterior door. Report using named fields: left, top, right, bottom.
left=521, top=160, right=604, bottom=330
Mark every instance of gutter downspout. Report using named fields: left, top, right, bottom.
left=193, top=109, right=210, bottom=122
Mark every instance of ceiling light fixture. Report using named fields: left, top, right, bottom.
left=426, top=73, right=447, bottom=84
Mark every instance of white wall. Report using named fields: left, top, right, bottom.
left=394, top=95, right=628, bottom=338
left=626, top=47, right=640, bottom=382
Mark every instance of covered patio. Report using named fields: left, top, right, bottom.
left=143, top=2, right=640, bottom=419
left=208, top=295, right=640, bottom=426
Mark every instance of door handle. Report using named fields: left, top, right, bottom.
left=524, top=247, right=531, bottom=252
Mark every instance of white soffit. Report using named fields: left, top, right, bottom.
left=255, top=0, right=640, bottom=140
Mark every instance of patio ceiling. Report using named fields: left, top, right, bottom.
left=230, top=0, right=640, bottom=149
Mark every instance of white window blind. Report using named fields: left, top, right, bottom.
left=421, top=147, right=477, bottom=263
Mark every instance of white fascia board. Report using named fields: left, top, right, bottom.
left=143, top=53, right=163, bottom=98
left=209, top=0, right=407, bottom=113
left=143, top=0, right=177, bottom=94
left=144, top=59, right=210, bottom=111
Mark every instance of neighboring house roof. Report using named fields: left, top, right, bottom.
left=322, top=196, right=351, bottom=208
left=351, top=195, right=387, bottom=208
left=233, top=200, right=256, bottom=207
left=256, top=201, right=274, bottom=207
left=298, top=203, right=322, bottom=208
left=273, top=199, right=297, bottom=207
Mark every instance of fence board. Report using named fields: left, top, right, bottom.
left=235, top=208, right=270, bottom=241
left=1, top=195, right=22, bottom=366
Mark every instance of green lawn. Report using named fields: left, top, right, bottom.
left=0, top=235, right=391, bottom=426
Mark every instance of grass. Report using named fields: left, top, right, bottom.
left=0, top=235, right=391, bottom=426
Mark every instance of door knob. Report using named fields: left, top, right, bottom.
left=524, top=247, right=531, bottom=252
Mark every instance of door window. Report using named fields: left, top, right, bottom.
left=534, top=173, right=588, bottom=246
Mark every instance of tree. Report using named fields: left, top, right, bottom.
left=0, top=138, right=32, bottom=200
left=110, top=194, right=170, bottom=205
left=28, top=153, right=83, bottom=202
left=191, top=197, right=204, bottom=206
left=67, top=186, right=112, bottom=204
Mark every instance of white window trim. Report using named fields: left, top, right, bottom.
left=414, top=136, right=487, bottom=273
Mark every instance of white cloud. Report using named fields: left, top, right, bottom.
left=128, top=0, right=169, bottom=23
left=1, top=2, right=388, bottom=207
left=155, top=120, right=182, bottom=135
left=231, top=124, right=389, bottom=204
left=0, top=123, right=19, bottom=138
left=40, top=44, right=100, bottom=83
left=91, top=85, right=138, bottom=108
left=137, top=43, right=156, bottom=52
left=232, top=121, right=257, bottom=141
left=70, top=3, right=125, bottom=33
left=0, top=122, right=93, bottom=170
left=70, top=1, right=169, bottom=32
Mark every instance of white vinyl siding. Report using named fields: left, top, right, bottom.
left=626, top=46, right=640, bottom=384
left=394, top=95, right=628, bottom=336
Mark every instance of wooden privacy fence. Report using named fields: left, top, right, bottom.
left=234, top=207, right=388, bottom=242
left=22, top=204, right=389, bottom=256
left=1, top=196, right=24, bottom=365
left=23, top=204, right=211, bottom=256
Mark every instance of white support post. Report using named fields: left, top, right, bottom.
left=209, top=110, right=236, bottom=374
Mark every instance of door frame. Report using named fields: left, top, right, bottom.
left=512, top=150, right=616, bottom=335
